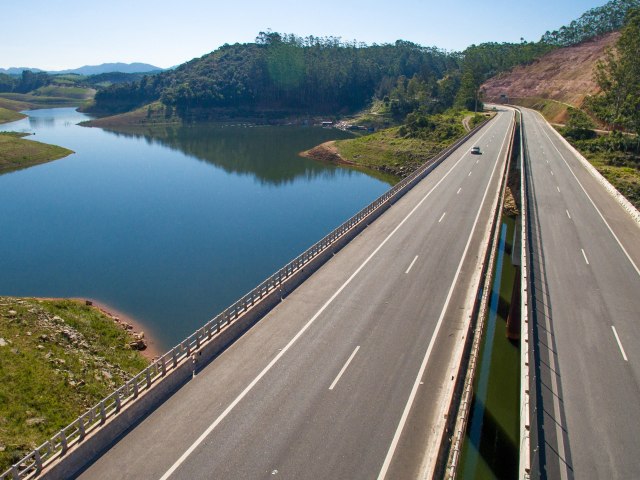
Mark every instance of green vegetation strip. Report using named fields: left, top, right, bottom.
left=0, top=297, right=150, bottom=472
left=332, top=111, right=489, bottom=177
left=0, top=108, right=26, bottom=125
left=0, top=132, right=74, bottom=174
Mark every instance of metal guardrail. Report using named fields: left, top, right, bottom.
left=1, top=118, right=492, bottom=480
left=518, top=108, right=533, bottom=479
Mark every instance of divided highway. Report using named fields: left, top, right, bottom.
left=522, top=108, right=640, bottom=479
left=76, top=111, right=515, bottom=480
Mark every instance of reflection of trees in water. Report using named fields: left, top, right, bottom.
left=104, top=124, right=356, bottom=186
left=28, top=116, right=56, bottom=128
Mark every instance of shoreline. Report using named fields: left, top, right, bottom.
left=36, top=297, right=163, bottom=361
left=81, top=298, right=163, bottom=361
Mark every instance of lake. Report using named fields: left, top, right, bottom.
left=0, top=108, right=391, bottom=351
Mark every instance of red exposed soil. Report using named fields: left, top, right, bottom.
left=482, top=32, right=620, bottom=108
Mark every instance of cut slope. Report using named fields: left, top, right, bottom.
left=482, top=32, right=620, bottom=109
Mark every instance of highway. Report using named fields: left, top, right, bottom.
left=75, top=110, right=514, bottom=480
left=522, top=107, right=640, bottom=480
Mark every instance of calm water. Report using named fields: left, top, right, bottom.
left=0, top=108, right=391, bottom=350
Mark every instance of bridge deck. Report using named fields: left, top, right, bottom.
left=76, top=111, right=514, bottom=480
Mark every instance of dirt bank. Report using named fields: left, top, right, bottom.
left=300, top=140, right=355, bottom=166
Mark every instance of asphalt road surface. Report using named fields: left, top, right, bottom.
left=522, top=107, right=640, bottom=480
left=76, top=110, right=515, bottom=480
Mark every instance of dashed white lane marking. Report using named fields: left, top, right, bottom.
left=537, top=118, right=640, bottom=277
left=159, top=113, right=507, bottom=480
left=581, top=248, right=590, bottom=265
left=457, top=187, right=462, bottom=195
left=405, top=255, right=419, bottom=274
left=566, top=210, right=571, bottom=219
left=611, top=326, right=629, bottom=361
left=438, top=212, right=446, bottom=223
left=329, top=346, right=360, bottom=390
left=377, top=112, right=512, bottom=480
left=551, top=170, right=554, bottom=176
left=468, top=171, right=472, bottom=177
left=557, top=186, right=560, bottom=193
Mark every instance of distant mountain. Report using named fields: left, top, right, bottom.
left=0, top=63, right=162, bottom=76
left=0, top=67, right=44, bottom=75
left=55, top=63, right=163, bottom=75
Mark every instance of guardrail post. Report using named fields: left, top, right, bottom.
left=172, top=348, right=178, bottom=368
left=99, top=401, right=106, bottom=425
left=115, top=391, right=122, bottom=412
left=11, top=465, right=20, bottom=480
left=78, top=417, right=86, bottom=441
left=59, top=431, right=68, bottom=455
left=161, top=357, right=167, bottom=376
left=33, top=450, right=43, bottom=472
left=146, top=368, right=151, bottom=389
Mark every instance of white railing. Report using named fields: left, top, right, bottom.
left=1, top=118, right=492, bottom=480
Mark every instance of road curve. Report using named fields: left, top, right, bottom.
left=76, top=110, right=515, bottom=480
left=522, top=107, right=640, bottom=480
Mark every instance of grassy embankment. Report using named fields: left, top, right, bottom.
left=303, top=110, right=490, bottom=179
left=80, top=101, right=181, bottom=129
left=0, top=108, right=26, bottom=124
left=0, top=132, right=74, bottom=174
left=559, top=131, right=640, bottom=209
left=0, top=297, right=150, bottom=471
left=0, top=86, right=95, bottom=112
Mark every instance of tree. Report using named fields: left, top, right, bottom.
left=590, top=7, right=640, bottom=142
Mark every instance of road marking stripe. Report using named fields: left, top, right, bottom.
left=551, top=170, right=554, bottom=176
left=159, top=114, right=504, bottom=480
left=329, top=346, right=360, bottom=390
left=457, top=187, right=462, bottom=195
left=611, top=326, right=628, bottom=361
left=378, top=113, right=511, bottom=480
left=581, top=248, right=589, bottom=264
left=468, top=171, right=472, bottom=176
left=557, top=186, right=561, bottom=193
left=438, top=212, right=446, bottom=223
left=476, top=159, right=479, bottom=164
left=537, top=117, right=640, bottom=277
left=566, top=209, right=571, bottom=219
left=405, top=255, right=419, bottom=274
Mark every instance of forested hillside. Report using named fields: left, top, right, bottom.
left=90, top=32, right=556, bottom=122
left=541, top=0, right=639, bottom=46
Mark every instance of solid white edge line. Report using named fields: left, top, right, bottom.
left=377, top=112, right=512, bottom=480
left=581, top=248, right=589, bottom=265
left=158, top=112, right=505, bottom=480
left=405, top=255, right=419, bottom=274
left=329, top=346, right=360, bottom=390
left=536, top=113, right=640, bottom=278
left=611, top=326, right=629, bottom=361
left=438, top=212, right=446, bottom=223
left=528, top=112, right=571, bottom=480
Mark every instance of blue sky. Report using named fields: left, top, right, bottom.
left=1, top=0, right=606, bottom=70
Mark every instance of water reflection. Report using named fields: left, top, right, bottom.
left=0, top=109, right=392, bottom=350
left=103, top=124, right=356, bottom=186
